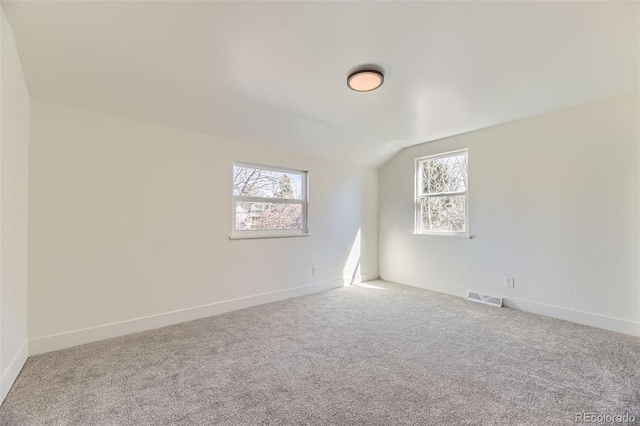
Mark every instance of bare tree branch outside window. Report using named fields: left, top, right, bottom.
left=417, top=151, right=468, bottom=233
left=233, top=165, right=306, bottom=232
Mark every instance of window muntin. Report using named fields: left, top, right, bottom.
left=416, top=150, right=468, bottom=235
left=232, top=163, right=308, bottom=236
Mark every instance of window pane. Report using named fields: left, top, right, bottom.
left=421, top=154, right=467, bottom=194
left=233, top=166, right=302, bottom=200
left=420, top=195, right=466, bottom=232
left=235, top=201, right=302, bottom=231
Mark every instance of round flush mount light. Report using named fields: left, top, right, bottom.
left=347, top=66, right=384, bottom=92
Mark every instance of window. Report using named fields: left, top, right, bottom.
left=231, top=163, right=308, bottom=238
left=415, top=149, right=468, bottom=235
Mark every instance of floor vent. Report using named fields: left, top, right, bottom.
left=467, top=291, right=503, bottom=307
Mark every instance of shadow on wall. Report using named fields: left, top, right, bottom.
left=343, top=229, right=361, bottom=286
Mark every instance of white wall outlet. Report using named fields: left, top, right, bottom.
left=505, top=276, right=515, bottom=288
left=312, top=266, right=318, bottom=276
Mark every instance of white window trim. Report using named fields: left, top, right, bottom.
left=230, top=162, right=309, bottom=240
left=414, top=149, right=469, bottom=237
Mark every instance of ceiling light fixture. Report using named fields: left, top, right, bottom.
left=347, top=66, right=384, bottom=92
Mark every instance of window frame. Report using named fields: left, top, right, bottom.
left=230, top=162, right=309, bottom=240
left=414, top=149, right=469, bottom=237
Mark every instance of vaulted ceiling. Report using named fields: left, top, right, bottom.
left=3, top=1, right=638, bottom=166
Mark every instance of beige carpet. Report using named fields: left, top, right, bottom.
left=1, top=280, right=639, bottom=425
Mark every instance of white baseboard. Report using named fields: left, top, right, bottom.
left=379, top=272, right=467, bottom=298
left=344, top=272, right=379, bottom=286
left=1, top=340, right=29, bottom=405
left=379, top=271, right=640, bottom=337
left=502, top=297, right=640, bottom=337
left=29, top=279, right=343, bottom=356
left=361, top=272, right=380, bottom=281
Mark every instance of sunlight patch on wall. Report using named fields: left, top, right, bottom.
left=343, top=229, right=361, bottom=286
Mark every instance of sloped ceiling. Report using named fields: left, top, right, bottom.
left=3, top=1, right=638, bottom=166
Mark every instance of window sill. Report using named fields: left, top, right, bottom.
left=229, top=233, right=310, bottom=240
left=414, top=232, right=472, bottom=239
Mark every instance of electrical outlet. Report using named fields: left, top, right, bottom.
left=312, top=266, right=318, bottom=276
left=504, top=276, right=515, bottom=288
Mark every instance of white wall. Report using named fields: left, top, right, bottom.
left=379, top=93, right=640, bottom=336
left=0, top=8, right=30, bottom=403
left=28, top=100, right=378, bottom=354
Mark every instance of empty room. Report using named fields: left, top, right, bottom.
left=0, top=1, right=639, bottom=425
